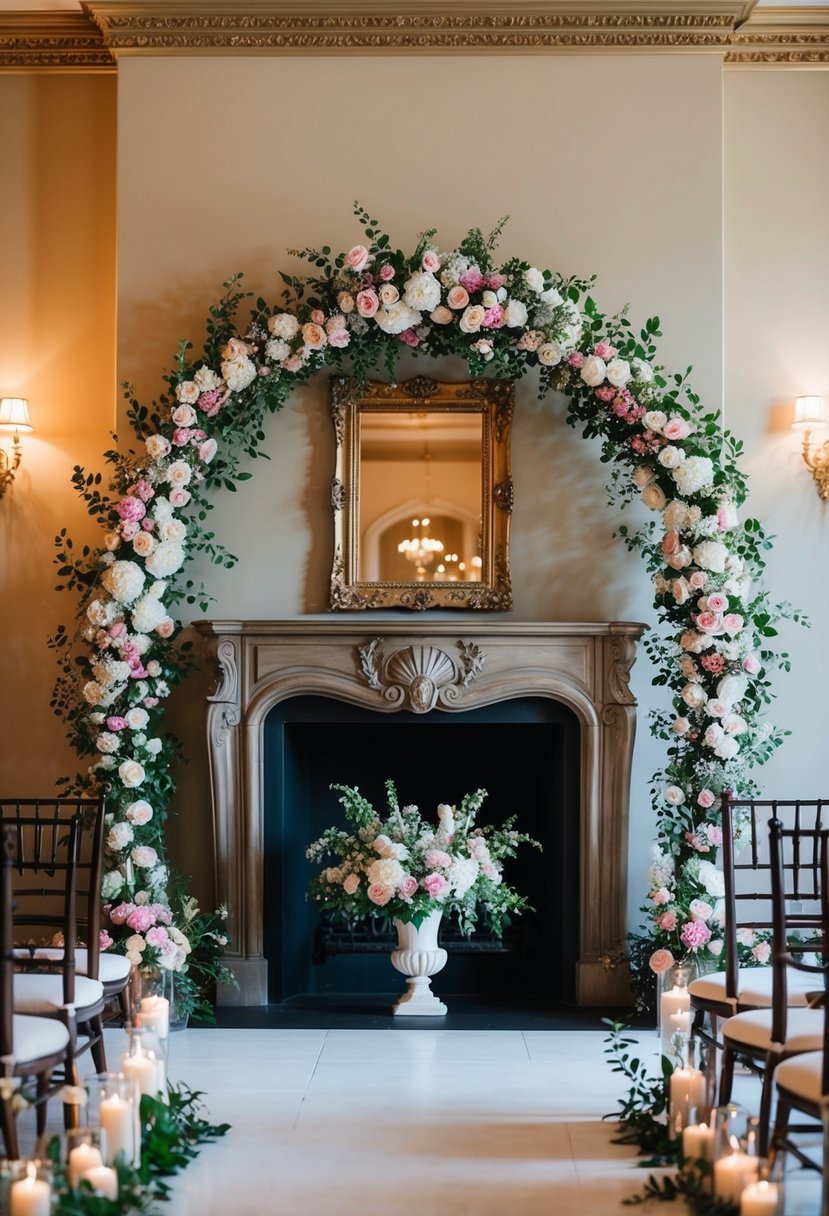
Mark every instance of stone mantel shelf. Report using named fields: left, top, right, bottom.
left=194, top=618, right=646, bottom=1007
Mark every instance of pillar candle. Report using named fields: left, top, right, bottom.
left=122, top=1045, right=160, bottom=1097
left=714, top=1150, right=760, bottom=1203
left=139, top=995, right=170, bottom=1038
left=67, top=1142, right=103, bottom=1188
left=10, top=1166, right=51, bottom=1216
left=99, top=1092, right=134, bottom=1165
left=740, top=1180, right=780, bottom=1215
left=682, top=1120, right=715, bottom=1164
left=669, top=1066, right=707, bottom=1126
left=79, top=1165, right=118, bottom=1201
left=669, top=1010, right=692, bottom=1037
left=660, top=984, right=691, bottom=1053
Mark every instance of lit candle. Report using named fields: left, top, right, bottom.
left=10, top=1163, right=51, bottom=1216
left=714, top=1146, right=760, bottom=1203
left=669, top=1010, right=692, bottom=1037
left=682, top=1120, right=715, bottom=1164
left=740, top=1180, right=780, bottom=1215
left=79, top=1164, right=118, bottom=1201
left=67, top=1142, right=103, bottom=1188
left=99, top=1092, right=134, bottom=1165
left=139, top=995, right=170, bottom=1038
left=122, top=1043, right=161, bottom=1097
left=669, top=1066, right=707, bottom=1128
left=660, top=984, right=691, bottom=1052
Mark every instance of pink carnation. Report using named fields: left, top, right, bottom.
left=459, top=268, right=485, bottom=293
left=680, top=919, right=712, bottom=951
left=700, top=653, right=726, bottom=674
left=422, top=873, right=450, bottom=898
left=593, top=341, right=616, bottom=360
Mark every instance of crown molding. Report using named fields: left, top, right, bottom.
left=0, top=2, right=826, bottom=70
left=0, top=11, right=114, bottom=71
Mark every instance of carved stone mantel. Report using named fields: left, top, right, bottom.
left=195, top=618, right=646, bottom=1006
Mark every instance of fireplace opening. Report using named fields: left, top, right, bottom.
left=263, top=695, right=580, bottom=1006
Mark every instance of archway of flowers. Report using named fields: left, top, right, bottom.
left=52, top=202, right=798, bottom=1013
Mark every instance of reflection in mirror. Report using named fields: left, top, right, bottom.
left=329, top=376, right=513, bottom=611
left=358, top=410, right=483, bottom=584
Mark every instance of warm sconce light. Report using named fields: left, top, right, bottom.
left=792, top=395, right=829, bottom=501
left=0, top=397, right=34, bottom=498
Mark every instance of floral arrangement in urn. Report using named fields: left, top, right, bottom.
left=306, top=781, right=541, bottom=935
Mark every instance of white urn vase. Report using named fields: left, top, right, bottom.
left=390, top=909, right=448, bottom=1016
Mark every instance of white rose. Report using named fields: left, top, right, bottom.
left=693, top=541, right=729, bottom=573
left=101, top=560, right=146, bottom=606
left=641, top=483, right=667, bottom=511
left=524, top=267, right=545, bottom=293
left=631, top=358, right=655, bottom=384
left=175, top=381, right=199, bottom=406
left=643, top=411, right=668, bottom=433
left=107, top=821, right=134, bottom=851
left=715, top=736, right=740, bottom=760
left=337, top=292, right=354, bottom=314
left=145, top=738, right=162, bottom=756
left=681, top=682, right=707, bottom=709
left=125, top=707, right=149, bottom=730
left=708, top=938, right=724, bottom=957
left=580, top=356, right=607, bottom=387
left=268, top=313, right=300, bottom=340
left=537, top=342, right=563, bottom=367
left=606, top=358, right=631, bottom=387
left=664, top=785, right=686, bottom=806
left=459, top=305, right=486, bottom=334
left=125, top=799, right=153, bottom=825
left=132, top=532, right=155, bottom=558
left=722, top=712, right=747, bottom=736
left=118, top=759, right=145, bottom=788
left=658, top=445, right=685, bottom=470
left=717, top=673, right=748, bottom=705
left=379, top=284, right=399, bottom=306
left=159, top=518, right=186, bottom=543
left=704, top=723, right=725, bottom=748
left=222, top=356, right=257, bottom=392
left=673, top=456, right=714, bottom=497
left=503, top=299, right=528, bottom=328
left=165, top=460, right=192, bottom=487
left=146, top=542, right=185, bottom=578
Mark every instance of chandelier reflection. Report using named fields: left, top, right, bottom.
left=398, top=517, right=445, bottom=581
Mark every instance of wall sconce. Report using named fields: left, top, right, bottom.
left=0, top=397, right=34, bottom=498
left=792, top=395, right=829, bottom=501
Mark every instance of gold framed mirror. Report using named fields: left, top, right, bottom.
left=329, top=376, right=513, bottom=611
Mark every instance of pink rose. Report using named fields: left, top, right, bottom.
left=446, top=285, right=470, bottom=310
left=663, top=417, right=692, bottom=441
left=378, top=264, right=395, bottom=281
left=399, top=329, right=419, bottom=348
left=689, top=571, right=707, bottom=590
left=422, top=251, right=441, bottom=273
left=661, top=530, right=680, bottom=556
left=651, top=887, right=671, bottom=906
left=697, top=789, right=716, bottom=809
left=696, top=611, right=722, bottom=633
left=356, top=289, right=379, bottom=318
left=310, top=309, right=325, bottom=325
left=169, top=487, right=191, bottom=507
left=705, top=825, right=723, bottom=847
left=706, top=592, right=728, bottom=613
left=422, top=873, right=450, bottom=898
left=724, top=613, right=744, bottom=634
left=397, top=876, right=418, bottom=899
left=328, top=329, right=350, bottom=348
left=345, top=245, right=370, bottom=272
left=743, top=653, right=761, bottom=675
left=680, top=920, right=711, bottom=950
left=367, top=882, right=392, bottom=906
left=155, top=617, right=175, bottom=639
left=648, top=948, right=675, bottom=974
left=171, top=405, right=196, bottom=427
left=301, top=322, right=327, bottom=350
left=658, top=912, right=677, bottom=932
left=343, top=873, right=360, bottom=895
left=430, top=306, right=453, bottom=325
left=282, top=356, right=303, bottom=373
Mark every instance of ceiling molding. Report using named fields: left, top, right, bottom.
left=0, top=11, right=114, bottom=71
left=0, top=2, right=826, bottom=69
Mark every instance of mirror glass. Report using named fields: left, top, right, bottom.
left=329, top=376, right=513, bottom=611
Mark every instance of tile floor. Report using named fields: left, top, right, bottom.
left=15, top=1026, right=824, bottom=1214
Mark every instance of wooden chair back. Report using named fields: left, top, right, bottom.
left=721, top=793, right=827, bottom=1003
left=1, top=824, right=16, bottom=1061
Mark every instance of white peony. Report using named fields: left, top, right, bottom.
left=403, top=271, right=441, bottom=314
left=580, top=356, right=607, bottom=387
left=503, top=299, right=528, bottom=328
left=101, top=560, right=146, bottom=606
left=367, top=858, right=404, bottom=888
left=717, top=673, right=748, bottom=705
left=673, top=456, right=714, bottom=497
left=606, top=358, right=631, bottom=387
left=222, top=356, right=257, bottom=392
left=693, top=541, right=729, bottom=573
left=146, top=542, right=185, bottom=578
left=540, top=286, right=563, bottom=307
left=374, top=301, right=421, bottom=335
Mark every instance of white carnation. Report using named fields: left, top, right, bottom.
left=101, top=560, right=146, bottom=606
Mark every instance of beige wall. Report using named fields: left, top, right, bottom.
left=3, top=55, right=827, bottom=944
left=0, top=74, right=117, bottom=791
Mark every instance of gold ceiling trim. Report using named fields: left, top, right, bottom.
left=0, top=3, right=826, bottom=70
left=0, top=12, right=114, bottom=71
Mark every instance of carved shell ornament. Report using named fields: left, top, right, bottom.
left=358, top=639, right=487, bottom=713
left=52, top=204, right=789, bottom=1018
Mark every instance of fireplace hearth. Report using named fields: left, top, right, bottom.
left=196, top=619, right=646, bottom=1006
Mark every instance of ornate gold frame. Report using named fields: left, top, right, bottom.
left=329, top=376, right=513, bottom=612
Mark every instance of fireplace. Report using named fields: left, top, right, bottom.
left=195, top=619, right=646, bottom=1006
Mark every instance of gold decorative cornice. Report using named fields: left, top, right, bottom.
left=0, top=12, right=114, bottom=71
left=0, top=2, right=826, bottom=70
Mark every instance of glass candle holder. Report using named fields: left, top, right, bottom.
left=7, top=1159, right=52, bottom=1216
left=739, top=1158, right=784, bottom=1215
left=713, top=1106, right=761, bottom=1203
left=122, top=1025, right=165, bottom=1101
left=65, top=1128, right=106, bottom=1189
left=668, top=1035, right=707, bottom=1138
left=85, top=1072, right=139, bottom=1168
left=658, top=961, right=695, bottom=1059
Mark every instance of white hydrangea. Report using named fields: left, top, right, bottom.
left=672, top=456, right=714, bottom=497
left=648, top=845, right=674, bottom=890
left=268, top=313, right=300, bottom=340
left=131, top=592, right=167, bottom=634
left=222, top=356, right=257, bottom=392
left=101, top=560, right=146, bottom=606
left=101, top=870, right=124, bottom=900
left=265, top=338, right=290, bottom=363
left=449, top=856, right=480, bottom=897
left=697, top=860, right=726, bottom=899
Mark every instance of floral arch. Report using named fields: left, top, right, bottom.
left=52, top=203, right=797, bottom=1011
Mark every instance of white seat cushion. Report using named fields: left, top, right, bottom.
left=775, top=1051, right=826, bottom=1106
left=13, top=972, right=104, bottom=1015
left=689, top=966, right=817, bottom=1009
left=14, top=947, right=131, bottom=985
left=11, top=1014, right=70, bottom=1066
left=722, top=1006, right=825, bottom=1053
